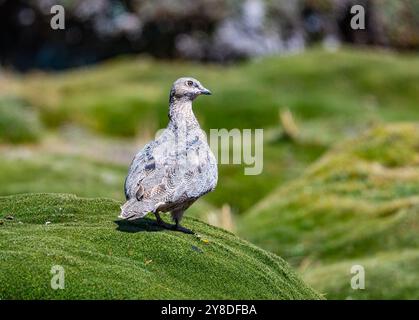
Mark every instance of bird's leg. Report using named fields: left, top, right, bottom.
left=153, top=211, right=172, bottom=229
left=173, top=220, right=194, bottom=234
left=154, top=211, right=163, bottom=224
left=171, top=210, right=194, bottom=234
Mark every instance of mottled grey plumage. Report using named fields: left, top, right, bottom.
left=119, top=77, right=217, bottom=233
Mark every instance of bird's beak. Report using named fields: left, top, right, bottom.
left=199, top=87, right=212, bottom=95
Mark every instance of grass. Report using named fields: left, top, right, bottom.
left=1, top=48, right=419, bottom=299
left=18, top=48, right=419, bottom=136
left=0, top=150, right=219, bottom=224
left=0, top=152, right=126, bottom=200
left=0, top=96, right=42, bottom=143
left=7, top=48, right=418, bottom=212
left=239, top=123, right=419, bottom=299
left=0, top=193, right=321, bottom=299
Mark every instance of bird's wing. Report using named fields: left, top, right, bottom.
left=182, top=146, right=218, bottom=199
left=124, top=140, right=158, bottom=200
left=123, top=129, right=217, bottom=220
left=124, top=129, right=180, bottom=202
left=153, top=138, right=218, bottom=202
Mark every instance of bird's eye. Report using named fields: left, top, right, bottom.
left=187, top=80, right=194, bottom=87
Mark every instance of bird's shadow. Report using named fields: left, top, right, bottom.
left=114, top=218, right=165, bottom=233
left=114, top=218, right=194, bottom=234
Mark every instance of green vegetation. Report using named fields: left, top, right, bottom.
left=239, top=123, right=419, bottom=299
left=19, top=49, right=419, bottom=135
left=0, top=150, right=217, bottom=223
left=0, top=96, right=42, bottom=143
left=10, top=48, right=418, bottom=212
left=0, top=152, right=125, bottom=200
left=1, top=48, right=419, bottom=299
left=0, top=193, right=321, bottom=299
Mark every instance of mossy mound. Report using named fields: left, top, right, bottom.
left=0, top=193, right=321, bottom=299
left=240, top=123, right=419, bottom=299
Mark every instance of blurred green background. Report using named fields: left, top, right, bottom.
left=1, top=0, right=419, bottom=299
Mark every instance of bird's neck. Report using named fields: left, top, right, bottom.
left=168, top=98, right=199, bottom=129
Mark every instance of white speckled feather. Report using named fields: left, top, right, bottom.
left=120, top=77, right=217, bottom=223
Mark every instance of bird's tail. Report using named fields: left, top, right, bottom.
left=119, top=198, right=151, bottom=220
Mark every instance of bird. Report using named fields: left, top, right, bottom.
left=119, top=77, right=218, bottom=234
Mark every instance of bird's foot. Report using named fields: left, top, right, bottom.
left=155, top=218, right=173, bottom=230
left=172, top=224, right=194, bottom=235
left=154, top=213, right=194, bottom=234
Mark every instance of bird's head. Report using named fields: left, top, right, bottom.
left=169, top=77, right=211, bottom=102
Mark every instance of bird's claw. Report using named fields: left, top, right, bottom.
left=172, top=224, right=194, bottom=234
left=155, top=219, right=173, bottom=230
left=154, top=214, right=194, bottom=234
